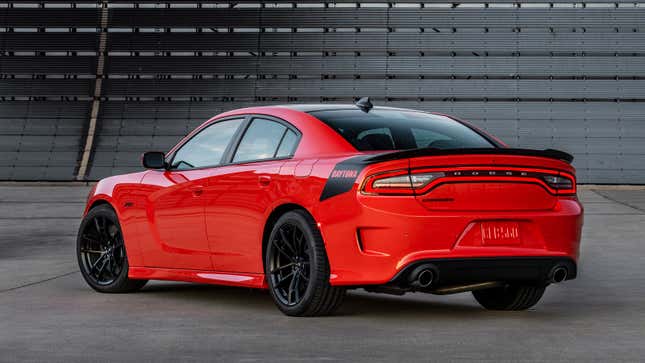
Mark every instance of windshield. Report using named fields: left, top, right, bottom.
left=310, top=109, right=496, bottom=151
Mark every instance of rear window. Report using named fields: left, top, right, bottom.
left=310, top=109, right=495, bottom=151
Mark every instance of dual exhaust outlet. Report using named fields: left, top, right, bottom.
left=408, top=264, right=437, bottom=289
left=549, top=265, right=569, bottom=284
left=407, top=263, right=569, bottom=290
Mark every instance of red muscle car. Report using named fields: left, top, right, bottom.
left=78, top=98, right=583, bottom=316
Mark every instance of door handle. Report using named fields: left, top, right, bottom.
left=190, top=185, right=204, bottom=196
left=259, top=175, right=271, bottom=186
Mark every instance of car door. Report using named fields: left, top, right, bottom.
left=204, top=116, right=301, bottom=273
left=139, top=117, right=245, bottom=270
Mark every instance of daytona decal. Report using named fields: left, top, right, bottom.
left=330, top=169, right=359, bottom=179
left=319, top=155, right=372, bottom=201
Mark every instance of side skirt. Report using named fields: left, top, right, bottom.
left=128, top=267, right=268, bottom=289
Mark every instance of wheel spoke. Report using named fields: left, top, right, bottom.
left=278, top=228, right=297, bottom=256
left=277, top=271, right=295, bottom=287
left=292, top=273, right=301, bottom=303
left=270, top=262, right=295, bottom=274
left=272, top=238, right=294, bottom=262
left=114, top=244, right=125, bottom=259
left=296, top=231, right=306, bottom=255
left=109, top=256, right=118, bottom=277
left=107, top=224, right=118, bottom=239
left=113, top=255, right=123, bottom=275
left=302, top=240, right=310, bottom=257
left=292, top=225, right=298, bottom=250
left=81, top=234, right=101, bottom=246
left=113, top=238, right=124, bottom=249
left=89, top=253, right=108, bottom=274
left=101, top=221, right=112, bottom=244
left=287, top=273, right=298, bottom=305
left=96, top=257, right=109, bottom=280
left=93, top=218, right=103, bottom=242
left=297, top=270, right=309, bottom=282
left=81, top=249, right=104, bottom=254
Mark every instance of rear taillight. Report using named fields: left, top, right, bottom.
left=542, top=174, right=576, bottom=195
left=363, top=171, right=445, bottom=195
left=362, top=168, right=576, bottom=196
left=372, top=172, right=445, bottom=189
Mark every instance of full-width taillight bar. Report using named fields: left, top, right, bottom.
left=361, top=167, right=576, bottom=196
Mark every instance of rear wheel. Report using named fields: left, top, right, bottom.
left=265, top=210, right=345, bottom=316
left=472, top=284, right=546, bottom=311
left=77, top=205, right=147, bottom=293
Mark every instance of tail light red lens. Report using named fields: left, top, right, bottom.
left=542, top=175, right=573, bottom=191
left=371, top=172, right=445, bottom=189
left=362, top=168, right=576, bottom=196
left=363, top=171, right=445, bottom=195
left=542, top=174, right=576, bottom=195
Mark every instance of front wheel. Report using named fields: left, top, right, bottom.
left=472, top=284, right=546, bottom=311
left=77, top=205, right=147, bottom=293
left=265, top=210, right=345, bottom=316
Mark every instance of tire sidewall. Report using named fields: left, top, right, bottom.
left=77, top=205, right=131, bottom=292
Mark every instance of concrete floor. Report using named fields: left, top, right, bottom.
left=1, top=185, right=644, bottom=362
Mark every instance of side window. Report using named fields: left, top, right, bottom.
left=170, top=118, right=244, bottom=170
left=233, top=118, right=296, bottom=163
left=275, top=129, right=298, bottom=158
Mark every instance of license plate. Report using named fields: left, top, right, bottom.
left=480, top=221, right=521, bottom=246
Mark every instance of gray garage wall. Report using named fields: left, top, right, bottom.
left=1, top=1, right=644, bottom=183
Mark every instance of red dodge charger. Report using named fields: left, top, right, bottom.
left=78, top=99, right=583, bottom=316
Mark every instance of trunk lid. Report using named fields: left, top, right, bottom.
left=367, top=149, right=576, bottom=212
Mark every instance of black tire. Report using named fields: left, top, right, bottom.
left=265, top=210, right=346, bottom=317
left=472, top=284, right=546, bottom=311
left=77, top=204, right=147, bottom=293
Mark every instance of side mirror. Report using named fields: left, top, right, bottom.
left=142, top=151, right=167, bottom=169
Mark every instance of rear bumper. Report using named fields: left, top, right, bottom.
left=317, top=194, right=583, bottom=286
left=389, top=256, right=577, bottom=288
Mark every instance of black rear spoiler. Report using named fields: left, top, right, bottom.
left=366, top=148, right=574, bottom=164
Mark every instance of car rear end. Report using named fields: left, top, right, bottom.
left=355, top=151, right=581, bottom=288
left=310, top=107, right=583, bottom=293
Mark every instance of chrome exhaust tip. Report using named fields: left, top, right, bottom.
left=408, top=264, right=438, bottom=289
left=417, top=269, right=435, bottom=288
left=549, top=266, right=568, bottom=283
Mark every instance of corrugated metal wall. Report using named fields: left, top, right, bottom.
left=1, top=1, right=644, bottom=182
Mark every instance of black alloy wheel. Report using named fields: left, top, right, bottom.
left=79, top=215, right=125, bottom=285
left=268, top=221, right=311, bottom=306
left=77, top=205, right=147, bottom=293
left=265, top=210, right=345, bottom=316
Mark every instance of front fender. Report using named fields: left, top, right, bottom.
left=82, top=171, right=149, bottom=266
